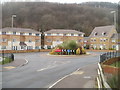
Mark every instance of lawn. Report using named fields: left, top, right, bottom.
left=111, top=61, right=120, bottom=68
left=0, top=57, right=12, bottom=65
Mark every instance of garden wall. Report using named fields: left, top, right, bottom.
left=102, top=57, right=120, bottom=75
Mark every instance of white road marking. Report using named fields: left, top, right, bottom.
left=83, top=76, right=91, bottom=79
left=37, top=61, right=71, bottom=72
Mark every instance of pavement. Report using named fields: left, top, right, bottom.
left=1, top=58, right=26, bottom=71
left=50, top=63, right=98, bottom=88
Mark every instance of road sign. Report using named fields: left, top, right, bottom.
left=55, top=49, right=62, bottom=52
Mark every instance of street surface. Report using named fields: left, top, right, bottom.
left=1, top=52, right=104, bottom=88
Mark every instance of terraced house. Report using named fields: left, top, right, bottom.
left=44, top=29, right=85, bottom=49
left=0, top=28, right=41, bottom=50
left=89, top=25, right=118, bottom=50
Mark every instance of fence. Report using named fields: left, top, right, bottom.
left=97, top=51, right=120, bottom=89
left=0, top=53, right=14, bottom=64
left=97, top=63, right=111, bottom=89
left=100, top=51, right=120, bottom=63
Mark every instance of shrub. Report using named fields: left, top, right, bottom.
left=76, top=48, right=80, bottom=55
left=81, top=47, right=86, bottom=54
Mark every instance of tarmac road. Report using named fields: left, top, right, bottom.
left=1, top=52, right=104, bottom=88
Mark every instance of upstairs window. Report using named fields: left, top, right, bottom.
left=20, top=32, right=24, bottom=35
left=36, top=33, right=39, bottom=36
left=57, top=33, right=59, bottom=36
left=94, top=32, right=98, bottom=36
left=29, top=33, right=32, bottom=35
left=2, top=32, right=6, bottom=35
left=47, top=33, right=51, bottom=36
left=13, top=32, right=16, bottom=35
left=102, top=32, right=106, bottom=36
left=71, top=33, right=74, bottom=36
left=64, top=34, right=67, bottom=36
left=78, top=34, right=81, bottom=36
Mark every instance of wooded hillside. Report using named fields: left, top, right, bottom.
left=2, top=2, right=118, bottom=36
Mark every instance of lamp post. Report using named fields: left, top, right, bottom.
left=11, top=15, right=16, bottom=50
left=111, top=11, right=116, bottom=29
left=12, top=15, right=16, bottom=28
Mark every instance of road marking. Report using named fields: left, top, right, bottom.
left=37, top=66, right=56, bottom=72
left=3, top=66, right=16, bottom=69
left=83, top=76, right=91, bottom=79
left=71, top=71, right=84, bottom=75
left=47, top=74, right=70, bottom=90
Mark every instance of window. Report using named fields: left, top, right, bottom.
left=29, top=40, right=32, bottom=43
left=64, top=34, right=67, bottom=36
left=36, top=40, right=40, bottom=42
left=102, top=32, right=106, bottom=36
left=71, top=33, right=74, bottom=36
left=1, top=46, right=6, bottom=49
left=27, top=46, right=33, bottom=50
left=78, top=34, right=81, bottom=36
left=13, top=32, right=16, bottom=35
left=56, top=40, right=60, bottom=42
left=47, top=46, right=51, bottom=49
left=78, top=40, right=81, bottom=42
left=2, top=39, right=7, bottom=42
left=13, top=39, right=16, bottom=42
left=47, top=33, right=51, bottom=36
left=2, top=32, right=6, bottom=35
left=57, top=33, right=59, bottom=36
left=29, top=33, right=32, bottom=35
left=20, top=32, right=24, bottom=35
left=35, top=46, right=39, bottom=49
left=47, top=39, right=52, bottom=42
left=36, top=33, right=39, bottom=36
left=94, top=32, right=98, bottom=36
left=112, top=39, right=116, bottom=42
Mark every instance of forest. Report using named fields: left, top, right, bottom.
left=2, top=2, right=119, bottom=36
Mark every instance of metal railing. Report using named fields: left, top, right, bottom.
left=97, top=63, right=111, bottom=89
left=100, top=51, right=120, bottom=63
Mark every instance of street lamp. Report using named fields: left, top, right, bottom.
left=111, top=11, right=116, bottom=29
left=11, top=15, right=16, bottom=50
left=12, top=15, right=16, bottom=28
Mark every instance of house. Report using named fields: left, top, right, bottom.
left=0, top=27, right=41, bottom=50
left=89, top=25, right=118, bottom=50
left=44, top=29, right=84, bottom=49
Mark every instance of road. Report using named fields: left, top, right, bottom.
left=2, top=52, right=104, bottom=88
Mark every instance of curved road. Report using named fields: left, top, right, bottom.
left=2, top=52, right=104, bottom=88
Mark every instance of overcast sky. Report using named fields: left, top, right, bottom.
left=1, top=0, right=120, bottom=3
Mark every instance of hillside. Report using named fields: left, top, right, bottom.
left=2, top=2, right=118, bottom=36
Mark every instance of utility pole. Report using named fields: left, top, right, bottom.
left=111, top=11, right=116, bottom=29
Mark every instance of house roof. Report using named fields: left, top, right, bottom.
left=89, top=25, right=115, bottom=37
left=44, top=29, right=84, bottom=34
left=0, top=27, right=41, bottom=33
